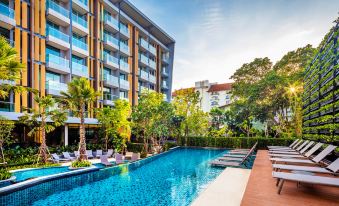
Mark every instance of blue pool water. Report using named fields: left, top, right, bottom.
left=13, top=167, right=70, bottom=182
left=32, top=148, right=225, bottom=206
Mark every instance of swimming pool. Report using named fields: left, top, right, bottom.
left=1, top=148, right=228, bottom=206
left=13, top=167, right=70, bottom=182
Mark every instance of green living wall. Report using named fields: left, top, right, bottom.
left=302, top=21, right=339, bottom=144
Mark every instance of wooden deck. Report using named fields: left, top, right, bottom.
left=241, top=150, right=339, bottom=206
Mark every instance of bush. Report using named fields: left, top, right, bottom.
left=0, top=168, right=12, bottom=180
left=71, top=160, right=91, bottom=168
left=180, top=136, right=295, bottom=149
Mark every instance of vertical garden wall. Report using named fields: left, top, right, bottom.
left=302, top=21, right=339, bottom=144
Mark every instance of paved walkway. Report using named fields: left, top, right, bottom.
left=192, top=167, right=251, bottom=206
left=241, top=150, right=339, bottom=206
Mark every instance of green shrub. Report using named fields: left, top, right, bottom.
left=0, top=168, right=12, bottom=180
left=181, top=136, right=295, bottom=149
left=71, top=160, right=92, bottom=168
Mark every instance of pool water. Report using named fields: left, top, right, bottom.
left=32, top=148, right=226, bottom=206
left=13, top=167, right=70, bottom=182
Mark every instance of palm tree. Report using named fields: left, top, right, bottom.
left=0, top=36, right=25, bottom=98
left=60, top=78, right=99, bottom=161
left=19, top=95, right=67, bottom=163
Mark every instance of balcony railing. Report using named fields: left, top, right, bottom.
left=149, top=59, right=156, bottom=69
left=139, top=86, right=148, bottom=92
left=104, top=15, right=119, bottom=29
left=76, top=0, right=88, bottom=6
left=120, top=60, right=129, bottom=73
left=46, top=0, right=69, bottom=18
left=140, top=38, right=148, bottom=49
left=103, top=93, right=119, bottom=101
left=139, top=70, right=148, bottom=80
left=120, top=24, right=129, bottom=36
left=104, top=74, right=119, bottom=87
left=120, top=79, right=129, bottom=90
left=47, top=26, right=69, bottom=42
left=46, top=54, right=69, bottom=67
left=139, top=54, right=148, bottom=65
left=46, top=80, right=68, bottom=92
left=0, top=3, right=14, bottom=19
left=72, top=37, right=88, bottom=51
left=103, top=53, right=119, bottom=64
left=104, top=34, right=119, bottom=47
left=162, top=81, right=168, bottom=89
left=120, top=42, right=129, bottom=54
left=72, top=14, right=87, bottom=28
left=0, top=101, right=14, bottom=112
left=162, top=68, right=168, bottom=76
left=72, top=61, right=88, bottom=77
left=162, top=55, right=169, bottom=63
left=149, top=74, right=156, bottom=83
left=149, top=45, right=156, bottom=55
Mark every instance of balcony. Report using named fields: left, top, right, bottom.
left=0, top=3, right=15, bottom=29
left=103, top=74, right=119, bottom=88
left=162, top=81, right=168, bottom=90
left=139, top=86, right=148, bottom=92
left=149, top=59, right=156, bottom=70
left=120, top=42, right=129, bottom=56
left=139, top=54, right=148, bottom=67
left=72, top=0, right=89, bottom=14
left=120, top=79, right=130, bottom=91
left=46, top=0, right=70, bottom=26
left=149, top=74, right=156, bottom=84
left=0, top=101, right=14, bottom=112
left=103, top=53, right=119, bottom=70
left=149, top=45, right=156, bottom=56
left=162, top=54, right=169, bottom=64
left=72, top=14, right=88, bottom=36
left=139, top=38, right=149, bottom=51
left=139, top=70, right=148, bottom=81
left=46, top=54, right=70, bottom=74
left=72, top=61, right=88, bottom=78
left=120, top=24, right=130, bottom=39
left=46, top=80, right=68, bottom=96
left=104, top=15, right=119, bottom=33
left=72, top=37, right=89, bottom=57
left=161, top=68, right=168, bottom=77
left=103, top=34, right=119, bottom=51
left=119, top=60, right=129, bottom=73
left=103, top=93, right=118, bottom=106
left=46, top=27, right=70, bottom=50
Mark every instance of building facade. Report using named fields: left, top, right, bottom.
left=173, top=80, right=233, bottom=112
left=0, top=0, right=174, bottom=144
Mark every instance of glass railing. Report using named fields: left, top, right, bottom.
left=76, top=0, right=88, bottom=6
left=149, top=45, right=156, bottom=54
left=46, top=0, right=69, bottom=18
left=104, top=15, right=119, bottom=29
left=120, top=23, right=129, bottom=36
left=162, top=81, right=168, bottom=89
left=72, top=37, right=88, bottom=51
left=120, top=79, right=129, bottom=89
left=120, top=42, right=129, bottom=54
left=45, top=80, right=68, bottom=91
left=103, top=93, right=119, bottom=101
left=139, top=86, right=148, bottom=92
left=0, top=3, right=14, bottom=19
left=72, top=14, right=88, bottom=28
left=139, top=38, right=148, bottom=49
left=139, top=54, right=148, bottom=65
left=47, top=27, right=69, bottom=42
left=0, top=101, right=14, bottom=112
left=149, top=59, right=156, bottom=69
left=120, top=60, right=129, bottom=72
left=149, top=74, right=156, bottom=83
left=104, top=34, right=119, bottom=47
left=139, top=70, right=148, bottom=80
left=103, top=53, right=119, bottom=65
left=46, top=54, right=69, bottom=68
left=104, top=74, right=119, bottom=86
left=72, top=61, right=88, bottom=76
left=162, top=54, right=169, bottom=62
left=162, top=68, right=168, bottom=76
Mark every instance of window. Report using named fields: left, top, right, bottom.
left=120, top=91, right=127, bottom=98
left=46, top=45, right=61, bottom=56
left=72, top=55, right=85, bottom=65
left=120, top=73, right=127, bottom=80
left=103, top=68, right=111, bottom=76
left=47, top=21, right=59, bottom=30
left=46, top=71, right=61, bottom=82
left=150, top=85, right=155, bottom=90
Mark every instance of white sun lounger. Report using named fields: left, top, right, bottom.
left=51, top=153, right=68, bottom=163
left=269, top=140, right=310, bottom=154
left=269, top=140, right=304, bottom=151
left=269, top=142, right=322, bottom=158
left=62, top=152, right=76, bottom=160
left=100, top=155, right=113, bottom=167
left=267, top=139, right=300, bottom=149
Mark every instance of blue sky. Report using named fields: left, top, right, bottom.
left=130, top=0, right=339, bottom=90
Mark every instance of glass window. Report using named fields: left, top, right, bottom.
left=46, top=45, right=61, bottom=56
left=46, top=71, right=61, bottom=82
left=120, top=91, right=127, bottom=98
left=72, top=55, right=85, bottom=64
left=120, top=73, right=126, bottom=80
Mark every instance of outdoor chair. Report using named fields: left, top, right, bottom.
left=104, top=149, right=114, bottom=157
left=74, top=151, right=79, bottom=158
left=269, top=142, right=322, bottom=158
left=115, top=153, right=124, bottom=164
left=131, top=153, right=140, bottom=162
left=100, top=155, right=113, bottom=167
left=272, top=171, right=339, bottom=194
left=96, top=150, right=103, bottom=158
left=86, top=150, right=94, bottom=159
left=62, top=152, right=76, bottom=161
left=125, top=152, right=133, bottom=160
left=269, top=141, right=314, bottom=156
left=267, top=139, right=300, bottom=150
left=51, top=153, right=68, bottom=163
left=269, top=140, right=304, bottom=152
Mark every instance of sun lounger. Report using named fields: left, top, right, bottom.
left=269, top=142, right=321, bottom=158
left=229, top=142, right=258, bottom=155
left=104, top=149, right=114, bottom=157
left=74, top=151, right=79, bottom=158
left=218, top=157, right=244, bottom=162
left=267, top=139, right=300, bottom=149
left=96, top=150, right=103, bottom=158
left=270, top=145, right=337, bottom=165
left=100, top=155, right=113, bottom=167
left=115, top=153, right=124, bottom=164
left=51, top=153, right=68, bottom=163
left=125, top=152, right=133, bottom=160
left=269, top=141, right=312, bottom=155
left=269, top=140, right=309, bottom=153
left=131, top=153, right=140, bottom=162
left=269, top=140, right=304, bottom=151
left=62, top=152, right=76, bottom=160
left=86, top=150, right=94, bottom=159
left=223, top=154, right=248, bottom=158
left=272, top=171, right=339, bottom=194
left=272, top=158, right=339, bottom=174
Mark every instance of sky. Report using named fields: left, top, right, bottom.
left=130, top=0, right=339, bottom=90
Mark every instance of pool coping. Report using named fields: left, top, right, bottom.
left=0, top=146, right=182, bottom=196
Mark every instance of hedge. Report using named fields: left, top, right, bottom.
left=126, top=142, right=177, bottom=153
left=179, top=136, right=295, bottom=149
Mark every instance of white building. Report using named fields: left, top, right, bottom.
left=174, top=80, right=233, bottom=112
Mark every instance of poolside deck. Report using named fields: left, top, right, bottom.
left=241, top=150, right=339, bottom=206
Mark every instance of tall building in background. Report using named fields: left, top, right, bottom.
left=173, top=80, right=233, bottom=112
left=0, top=0, right=174, bottom=145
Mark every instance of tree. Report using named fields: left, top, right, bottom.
left=60, top=78, right=99, bottom=161
left=0, top=116, right=15, bottom=164
left=19, top=95, right=67, bottom=163
left=0, top=36, right=26, bottom=98
left=210, top=107, right=225, bottom=130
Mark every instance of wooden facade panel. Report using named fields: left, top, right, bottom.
left=34, top=0, right=40, bottom=34
left=21, top=2, right=27, bottom=28
left=15, top=0, right=21, bottom=25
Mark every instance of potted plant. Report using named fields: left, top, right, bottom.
left=69, top=160, right=92, bottom=170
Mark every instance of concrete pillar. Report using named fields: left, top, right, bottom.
left=64, top=124, right=68, bottom=146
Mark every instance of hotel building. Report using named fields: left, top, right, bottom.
left=0, top=0, right=174, bottom=145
